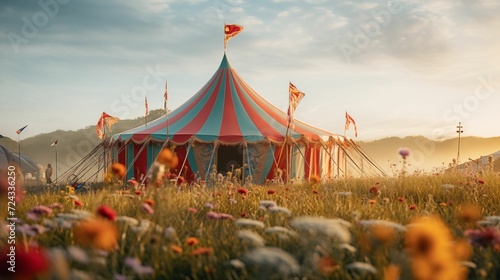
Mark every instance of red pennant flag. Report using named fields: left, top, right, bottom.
left=345, top=112, right=358, bottom=137
left=96, top=112, right=119, bottom=139
left=164, top=81, right=168, bottom=116
left=16, top=125, right=28, bottom=134
left=224, top=24, right=243, bottom=50
left=145, top=96, right=149, bottom=116
left=287, top=82, right=305, bottom=129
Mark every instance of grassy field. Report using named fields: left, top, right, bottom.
left=1, top=171, right=500, bottom=279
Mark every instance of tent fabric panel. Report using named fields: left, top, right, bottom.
left=187, top=146, right=199, bottom=181
left=173, top=145, right=194, bottom=181
left=290, top=144, right=305, bottom=181
left=133, top=144, right=148, bottom=181
left=246, top=143, right=274, bottom=184
left=218, top=70, right=245, bottom=143
left=126, top=144, right=134, bottom=180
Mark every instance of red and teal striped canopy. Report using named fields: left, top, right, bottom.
left=112, top=54, right=338, bottom=145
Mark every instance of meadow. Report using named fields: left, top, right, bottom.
left=1, top=168, right=500, bottom=280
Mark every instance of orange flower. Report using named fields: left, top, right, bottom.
left=144, top=199, right=155, bottom=207
left=110, top=163, right=126, bottom=178
left=317, top=256, right=337, bottom=275
left=190, top=247, right=213, bottom=256
left=171, top=245, right=183, bottom=254
left=368, top=199, right=376, bottom=204
left=309, top=174, right=321, bottom=185
left=187, top=237, right=199, bottom=246
left=73, top=218, right=118, bottom=251
left=157, top=148, right=179, bottom=168
left=457, top=204, right=482, bottom=224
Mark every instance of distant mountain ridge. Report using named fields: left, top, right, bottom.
left=1, top=112, right=498, bottom=175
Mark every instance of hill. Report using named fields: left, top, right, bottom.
left=358, top=136, right=500, bottom=174
left=0, top=110, right=164, bottom=176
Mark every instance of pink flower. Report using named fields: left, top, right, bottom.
left=188, top=207, right=198, bottom=213
left=465, top=228, right=500, bottom=248
left=141, top=203, right=154, bottom=214
left=398, top=148, right=410, bottom=159
left=26, top=205, right=53, bottom=221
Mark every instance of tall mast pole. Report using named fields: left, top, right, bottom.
left=456, top=122, right=463, bottom=165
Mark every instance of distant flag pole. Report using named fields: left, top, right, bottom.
left=145, top=96, right=149, bottom=126
left=164, top=81, right=169, bottom=140
left=277, top=82, right=305, bottom=182
left=16, top=125, right=28, bottom=170
left=345, top=112, right=358, bottom=138
left=224, top=23, right=244, bottom=52
left=51, top=140, right=58, bottom=182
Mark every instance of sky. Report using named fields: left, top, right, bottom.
left=1, top=0, right=499, bottom=142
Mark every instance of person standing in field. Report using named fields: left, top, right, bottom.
left=45, top=163, right=53, bottom=184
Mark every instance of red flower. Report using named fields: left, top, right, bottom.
left=369, top=186, right=379, bottom=194
left=240, top=212, right=247, bottom=218
left=409, top=205, right=416, bottom=210
left=267, top=189, right=276, bottom=195
left=312, top=190, right=319, bottom=194
left=134, top=190, right=142, bottom=195
left=477, top=179, right=485, bottom=184
left=0, top=245, right=49, bottom=279
left=398, top=197, right=405, bottom=202
left=74, top=200, right=83, bottom=207
left=190, top=247, right=213, bottom=256
left=237, top=188, right=248, bottom=195
left=97, top=205, right=116, bottom=221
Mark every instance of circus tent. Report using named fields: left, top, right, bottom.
left=109, top=53, right=385, bottom=184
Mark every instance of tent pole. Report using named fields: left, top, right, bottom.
left=175, top=144, right=191, bottom=185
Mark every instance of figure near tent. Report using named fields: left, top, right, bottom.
left=45, top=163, right=53, bottom=184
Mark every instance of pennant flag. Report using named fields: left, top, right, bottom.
left=145, top=96, right=149, bottom=116
left=345, top=112, right=358, bottom=137
left=50, top=140, right=58, bottom=146
left=224, top=23, right=243, bottom=50
left=16, top=125, right=28, bottom=134
left=164, top=81, right=168, bottom=115
left=96, top=112, right=119, bottom=139
left=287, top=82, right=305, bottom=129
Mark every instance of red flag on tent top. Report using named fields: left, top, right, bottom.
left=224, top=24, right=243, bottom=50
left=145, top=96, right=149, bottom=116
left=16, top=125, right=28, bottom=134
left=345, top=112, right=358, bottom=137
left=96, top=112, right=119, bottom=139
left=164, top=81, right=168, bottom=115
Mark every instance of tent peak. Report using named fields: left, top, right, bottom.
left=219, top=53, right=232, bottom=69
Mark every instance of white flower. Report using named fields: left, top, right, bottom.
left=337, top=191, right=352, bottom=197
left=346, top=262, right=377, bottom=274
left=164, top=226, right=178, bottom=242
left=237, top=230, right=265, bottom=247
left=268, top=206, right=292, bottom=216
left=259, top=200, right=277, bottom=208
left=291, top=216, right=352, bottom=243
left=228, top=259, right=245, bottom=269
left=235, top=219, right=265, bottom=229
left=242, top=247, right=300, bottom=277
left=441, top=184, right=456, bottom=190
left=116, top=216, right=139, bottom=226
left=265, top=226, right=298, bottom=238
left=359, top=219, right=406, bottom=232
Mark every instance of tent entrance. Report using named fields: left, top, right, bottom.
left=217, top=145, right=242, bottom=174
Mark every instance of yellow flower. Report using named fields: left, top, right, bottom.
left=405, top=215, right=465, bottom=280
left=73, top=218, right=118, bottom=251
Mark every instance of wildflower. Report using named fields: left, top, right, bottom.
left=309, top=174, right=321, bottom=185
left=237, top=230, right=265, bottom=247
left=127, top=179, right=138, bottom=187
left=241, top=247, right=300, bottom=278
left=141, top=203, right=154, bottom=215
left=409, top=204, right=416, bottom=210
left=124, top=257, right=154, bottom=275
left=398, top=148, right=410, bottom=159
left=441, top=184, right=455, bottom=190
left=143, top=199, right=155, bottom=207
left=0, top=245, right=49, bottom=279
left=346, top=262, right=378, bottom=275
left=371, top=224, right=397, bottom=245
left=74, top=200, right=83, bottom=207
left=291, top=216, right=351, bottom=243
left=190, top=247, right=213, bottom=256
left=464, top=227, right=500, bottom=248
left=337, top=191, right=352, bottom=197
left=17, top=224, right=48, bottom=237
left=237, top=188, right=248, bottom=195
left=259, top=200, right=277, bottom=208
left=188, top=207, right=198, bottom=213
left=267, top=189, right=276, bottom=195
left=453, top=239, right=472, bottom=261
left=187, top=237, right=199, bottom=246
left=384, top=264, right=401, bottom=280
left=116, top=216, right=139, bottom=226
left=383, top=197, right=390, bottom=203
left=265, top=226, right=298, bottom=238
left=317, top=256, right=337, bottom=275
left=457, top=204, right=481, bottom=224
left=110, top=163, right=126, bottom=178
left=398, top=197, right=405, bottom=202
left=359, top=220, right=406, bottom=232
left=68, top=246, right=89, bottom=264
left=97, top=205, right=116, bottom=221
left=268, top=206, right=292, bottom=216
left=26, top=205, right=53, bottom=221
left=235, top=219, right=265, bottom=229
left=368, top=199, right=376, bottom=204
left=171, top=245, right=183, bottom=254
left=229, top=259, right=245, bottom=269
left=369, top=186, right=380, bottom=195
left=73, top=218, right=118, bottom=251
left=157, top=148, right=178, bottom=168
left=405, top=215, right=464, bottom=280
left=312, top=190, right=319, bottom=194
left=240, top=212, right=247, bottom=218
left=134, top=190, right=142, bottom=195
left=439, top=202, right=448, bottom=207
left=65, top=185, right=75, bottom=194
left=477, top=179, right=485, bottom=184
left=48, top=202, right=63, bottom=209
